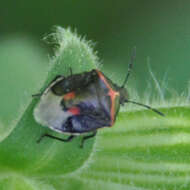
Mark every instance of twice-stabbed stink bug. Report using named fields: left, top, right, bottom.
left=33, top=48, right=164, bottom=148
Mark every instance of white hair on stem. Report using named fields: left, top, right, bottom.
left=121, top=57, right=190, bottom=113
left=147, top=57, right=164, bottom=103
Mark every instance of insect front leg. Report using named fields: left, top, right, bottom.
left=32, top=75, right=64, bottom=98
left=80, top=131, right=97, bottom=148
left=32, top=93, right=43, bottom=98
left=37, top=134, right=75, bottom=144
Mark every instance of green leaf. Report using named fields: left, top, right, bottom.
left=79, top=107, right=190, bottom=190
left=0, top=37, right=48, bottom=140
left=0, top=27, right=99, bottom=181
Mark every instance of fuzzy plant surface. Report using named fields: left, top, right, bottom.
left=0, top=27, right=190, bottom=190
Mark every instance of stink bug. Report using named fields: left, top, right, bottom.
left=33, top=48, right=164, bottom=148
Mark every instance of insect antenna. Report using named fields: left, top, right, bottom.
left=125, top=100, right=164, bottom=116
left=121, top=47, right=136, bottom=88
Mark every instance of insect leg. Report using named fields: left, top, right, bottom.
left=49, top=75, right=63, bottom=83
left=37, top=134, right=75, bottom=144
left=80, top=131, right=97, bottom=148
left=32, top=93, right=43, bottom=98
left=32, top=75, right=64, bottom=98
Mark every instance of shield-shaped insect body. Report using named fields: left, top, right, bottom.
left=33, top=49, right=164, bottom=148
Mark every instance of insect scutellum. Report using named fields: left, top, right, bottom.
left=119, top=47, right=164, bottom=117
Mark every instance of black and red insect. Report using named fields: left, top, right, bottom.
left=33, top=49, right=164, bottom=148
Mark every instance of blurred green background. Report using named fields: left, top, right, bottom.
left=1, top=0, right=190, bottom=94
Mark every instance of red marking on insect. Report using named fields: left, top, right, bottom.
left=96, top=70, right=119, bottom=125
left=64, top=92, right=75, bottom=100
left=68, top=107, right=80, bottom=115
